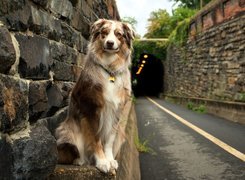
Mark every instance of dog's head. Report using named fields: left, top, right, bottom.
left=90, top=19, right=135, bottom=53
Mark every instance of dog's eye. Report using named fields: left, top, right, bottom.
left=115, top=32, right=122, bottom=38
left=101, top=30, right=108, bottom=38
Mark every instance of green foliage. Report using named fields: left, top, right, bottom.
left=121, top=16, right=137, bottom=30
left=170, top=0, right=212, bottom=9
left=170, top=7, right=197, bottom=28
left=187, top=101, right=206, bottom=113
left=168, top=18, right=191, bottom=46
left=121, top=16, right=141, bottom=39
left=133, top=40, right=168, bottom=65
left=241, top=94, right=245, bottom=101
left=187, top=101, right=194, bottom=110
left=144, top=9, right=172, bottom=38
left=131, top=94, right=136, bottom=103
left=144, top=6, right=196, bottom=45
left=134, top=136, right=155, bottom=154
left=238, top=93, right=245, bottom=102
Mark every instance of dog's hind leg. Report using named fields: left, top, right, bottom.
left=55, top=119, right=84, bottom=165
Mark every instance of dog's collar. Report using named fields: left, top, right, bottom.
left=96, top=63, right=118, bottom=83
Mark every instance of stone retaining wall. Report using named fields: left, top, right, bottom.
left=0, top=0, right=122, bottom=179
left=164, top=0, right=245, bottom=122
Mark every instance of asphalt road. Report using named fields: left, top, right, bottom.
left=135, top=97, right=245, bottom=180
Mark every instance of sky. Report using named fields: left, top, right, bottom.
left=116, top=0, right=177, bottom=37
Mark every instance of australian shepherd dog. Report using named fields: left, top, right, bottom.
left=55, top=19, right=135, bottom=173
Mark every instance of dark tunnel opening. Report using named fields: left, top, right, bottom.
left=132, top=53, right=164, bottom=97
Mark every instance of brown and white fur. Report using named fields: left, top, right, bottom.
left=55, top=19, right=135, bottom=173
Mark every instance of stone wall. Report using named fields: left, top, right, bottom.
left=0, top=0, right=120, bottom=179
left=164, top=0, right=245, bottom=123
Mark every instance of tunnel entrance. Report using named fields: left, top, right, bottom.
left=132, top=53, right=164, bottom=97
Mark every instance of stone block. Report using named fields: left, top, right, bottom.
left=50, top=41, right=78, bottom=64
left=71, top=9, right=83, bottom=31
left=16, top=34, right=52, bottom=79
left=51, top=60, right=79, bottom=81
left=2, top=2, right=31, bottom=31
left=78, top=35, right=88, bottom=53
left=28, top=81, right=50, bottom=123
left=0, top=26, right=16, bottom=74
left=49, top=0, right=73, bottom=20
left=70, top=9, right=90, bottom=39
left=0, top=0, right=25, bottom=16
left=0, top=134, right=14, bottom=179
left=29, top=81, right=73, bottom=123
left=44, top=107, right=68, bottom=136
left=0, top=74, right=29, bottom=133
left=69, top=0, right=79, bottom=7
left=29, top=6, right=62, bottom=41
left=0, top=123, right=57, bottom=179
left=60, top=22, right=80, bottom=47
left=46, top=81, right=73, bottom=114
left=31, top=0, right=49, bottom=8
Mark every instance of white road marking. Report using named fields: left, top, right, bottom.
left=147, top=97, right=245, bottom=162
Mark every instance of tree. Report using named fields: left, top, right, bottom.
left=144, top=7, right=196, bottom=38
left=121, top=16, right=137, bottom=30
left=170, top=0, right=212, bottom=9
left=170, top=7, right=197, bottom=28
left=121, top=16, right=141, bottom=39
left=144, top=9, right=172, bottom=38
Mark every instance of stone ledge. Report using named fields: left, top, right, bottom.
left=164, top=95, right=245, bottom=124
left=48, top=165, right=115, bottom=180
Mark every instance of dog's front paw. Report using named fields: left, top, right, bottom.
left=96, top=159, right=111, bottom=173
left=110, top=159, right=118, bottom=170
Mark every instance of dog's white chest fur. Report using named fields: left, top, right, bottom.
left=103, top=75, right=122, bottom=108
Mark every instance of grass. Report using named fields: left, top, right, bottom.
left=187, top=101, right=206, bottom=113
left=134, top=136, right=155, bottom=155
left=131, top=94, right=136, bottom=103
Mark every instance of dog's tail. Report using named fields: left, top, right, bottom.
left=55, top=119, right=80, bottom=164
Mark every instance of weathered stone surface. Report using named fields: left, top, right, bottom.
left=51, top=60, right=81, bottom=81
left=49, top=0, right=73, bottom=20
left=50, top=41, right=78, bottom=64
left=116, top=104, right=141, bottom=180
left=29, top=81, right=50, bottom=123
left=0, top=74, right=29, bottom=133
left=61, top=22, right=80, bottom=48
left=0, top=26, right=16, bottom=74
left=165, top=14, right=245, bottom=102
left=29, top=6, right=62, bottom=41
left=29, top=81, right=73, bottom=122
left=0, top=0, right=25, bottom=16
left=31, top=0, right=49, bottom=8
left=0, top=123, right=57, bottom=179
left=43, top=107, right=68, bottom=136
left=1, top=3, right=31, bottom=31
left=12, top=123, right=57, bottom=179
left=46, top=81, right=73, bottom=113
left=0, top=134, right=14, bottom=179
left=48, top=165, right=116, bottom=180
left=16, top=34, right=51, bottom=79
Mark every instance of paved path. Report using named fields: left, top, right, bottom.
left=135, top=97, right=245, bottom=180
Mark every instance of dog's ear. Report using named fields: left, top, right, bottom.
left=90, top=19, right=106, bottom=41
left=122, top=23, right=135, bottom=48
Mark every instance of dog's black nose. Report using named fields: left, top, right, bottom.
left=106, top=40, right=114, bottom=48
